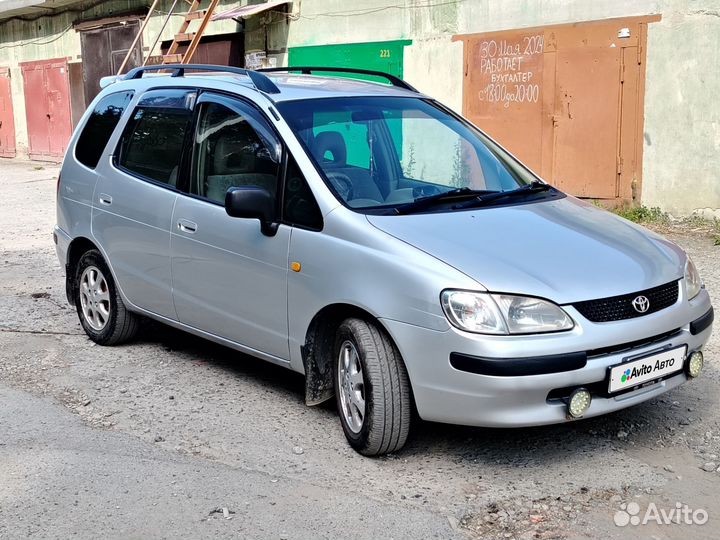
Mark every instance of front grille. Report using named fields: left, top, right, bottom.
left=586, top=328, right=682, bottom=358
left=573, top=281, right=679, bottom=322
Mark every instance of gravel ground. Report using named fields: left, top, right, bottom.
left=0, top=159, right=718, bottom=539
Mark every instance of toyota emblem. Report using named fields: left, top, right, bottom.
left=632, top=295, right=650, bottom=313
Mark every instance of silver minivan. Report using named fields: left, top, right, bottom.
left=55, top=65, right=713, bottom=455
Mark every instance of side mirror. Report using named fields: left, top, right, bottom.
left=225, top=186, right=278, bottom=237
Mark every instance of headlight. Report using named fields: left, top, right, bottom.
left=441, top=290, right=507, bottom=334
left=494, top=294, right=575, bottom=334
left=684, top=257, right=702, bottom=300
left=441, top=290, right=574, bottom=335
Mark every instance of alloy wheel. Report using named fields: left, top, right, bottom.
left=337, top=339, right=366, bottom=433
left=79, top=265, right=111, bottom=331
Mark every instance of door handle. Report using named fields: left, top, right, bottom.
left=177, top=219, right=197, bottom=233
left=98, top=193, right=112, bottom=205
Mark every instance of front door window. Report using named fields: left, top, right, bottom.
left=191, top=100, right=280, bottom=204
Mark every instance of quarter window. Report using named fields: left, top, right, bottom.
left=283, top=154, right=322, bottom=230
left=75, top=91, right=133, bottom=169
left=191, top=101, right=280, bottom=204
left=117, top=105, right=192, bottom=186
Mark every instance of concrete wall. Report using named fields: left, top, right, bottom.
left=1, top=0, right=718, bottom=215
left=641, top=6, right=720, bottom=217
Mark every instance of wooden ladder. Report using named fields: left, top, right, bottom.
left=116, top=0, right=221, bottom=74
left=162, top=0, right=221, bottom=64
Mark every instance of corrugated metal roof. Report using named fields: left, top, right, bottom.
left=211, top=0, right=291, bottom=21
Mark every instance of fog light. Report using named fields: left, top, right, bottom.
left=687, top=351, right=704, bottom=378
left=568, top=387, right=592, bottom=418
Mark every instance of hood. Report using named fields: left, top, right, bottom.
left=366, top=197, right=685, bottom=304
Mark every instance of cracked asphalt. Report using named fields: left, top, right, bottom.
left=0, top=159, right=718, bottom=539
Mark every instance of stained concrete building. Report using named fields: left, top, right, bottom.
left=0, top=0, right=717, bottom=216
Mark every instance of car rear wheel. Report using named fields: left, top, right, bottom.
left=75, top=250, right=139, bottom=345
left=333, top=318, right=412, bottom=455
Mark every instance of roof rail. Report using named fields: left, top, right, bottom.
left=257, top=66, right=419, bottom=93
left=122, top=64, right=281, bottom=94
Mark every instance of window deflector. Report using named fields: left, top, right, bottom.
left=195, top=93, right=281, bottom=164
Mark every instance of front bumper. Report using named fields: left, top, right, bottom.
left=381, top=288, right=713, bottom=427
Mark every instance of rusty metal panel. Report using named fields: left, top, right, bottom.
left=109, top=20, right=142, bottom=74
left=160, top=33, right=244, bottom=66
left=618, top=45, right=642, bottom=201
left=68, top=61, right=86, bottom=129
left=21, top=58, right=72, bottom=161
left=552, top=47, right=621, bottom=198
left=196, top=38, right=242, bottom=66
left=462, top=30, right=546, bottom=172
left=80, top=21, right=142, bottom=105
left=80, top=28, right=109, bottom=105
left=457, top=17, right=654, bottom=202
left=21, top=63, right=50, bottom=159
left=45, top=59, right=73, bottom=159
left=0, top=67, right=16, bottom=158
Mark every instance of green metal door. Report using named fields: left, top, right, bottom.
left=289, top=40, right=411, bottom=78
left=289, top=40, right=412, bottom=164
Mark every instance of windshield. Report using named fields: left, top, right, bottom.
left=277, top=97, right=546, bottom=213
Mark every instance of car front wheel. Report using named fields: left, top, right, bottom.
left=333, top=318, right=412, bottom=455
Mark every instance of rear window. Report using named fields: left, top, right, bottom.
left=75, top=91, right=133, bottom=169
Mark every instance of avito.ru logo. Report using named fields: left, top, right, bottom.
left=621, top=357, right=676, bottom=384
left=614, top=501, right=708, bottom=527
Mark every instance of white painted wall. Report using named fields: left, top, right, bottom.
left=641, top=6, right=720, bottom=216
left=404, top=37, right=463, bottom=112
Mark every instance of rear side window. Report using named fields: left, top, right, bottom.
left=75, top=91, right=133, bottom=169
left=117, top=90, right=194, bottom=186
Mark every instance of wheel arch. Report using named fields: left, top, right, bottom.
left=65, top=236, right=100, bottom=304
left=301, top=302, right=404, bottom=407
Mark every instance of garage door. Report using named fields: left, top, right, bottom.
left=20, top=58, right=73, bottom=162
left=456, top=17, right=656, bottom=201
left=79, top=21, right=144, bottom=105
left=289, top=40, right=412, bottom=165
left=0, top=67, right=16, bottom=158
left=289, top=40, right=411, bottom=79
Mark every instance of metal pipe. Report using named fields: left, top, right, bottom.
left=116, top=0, right=161, bottom=75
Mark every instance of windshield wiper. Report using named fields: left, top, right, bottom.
left=452, top=181, right=552, bottom=210
left=394, top=187, right=498, bottom=215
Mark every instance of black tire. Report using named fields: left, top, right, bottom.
left=333, top=318, right=412, bottom=456
left=74, top=250, right=139, bottom=345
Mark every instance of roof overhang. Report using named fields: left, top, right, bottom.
left=211, top=0, right=291, bottom=22
left=0, top=0, right=45, bottom=13
left=0, top=0, right=85, bottom=21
